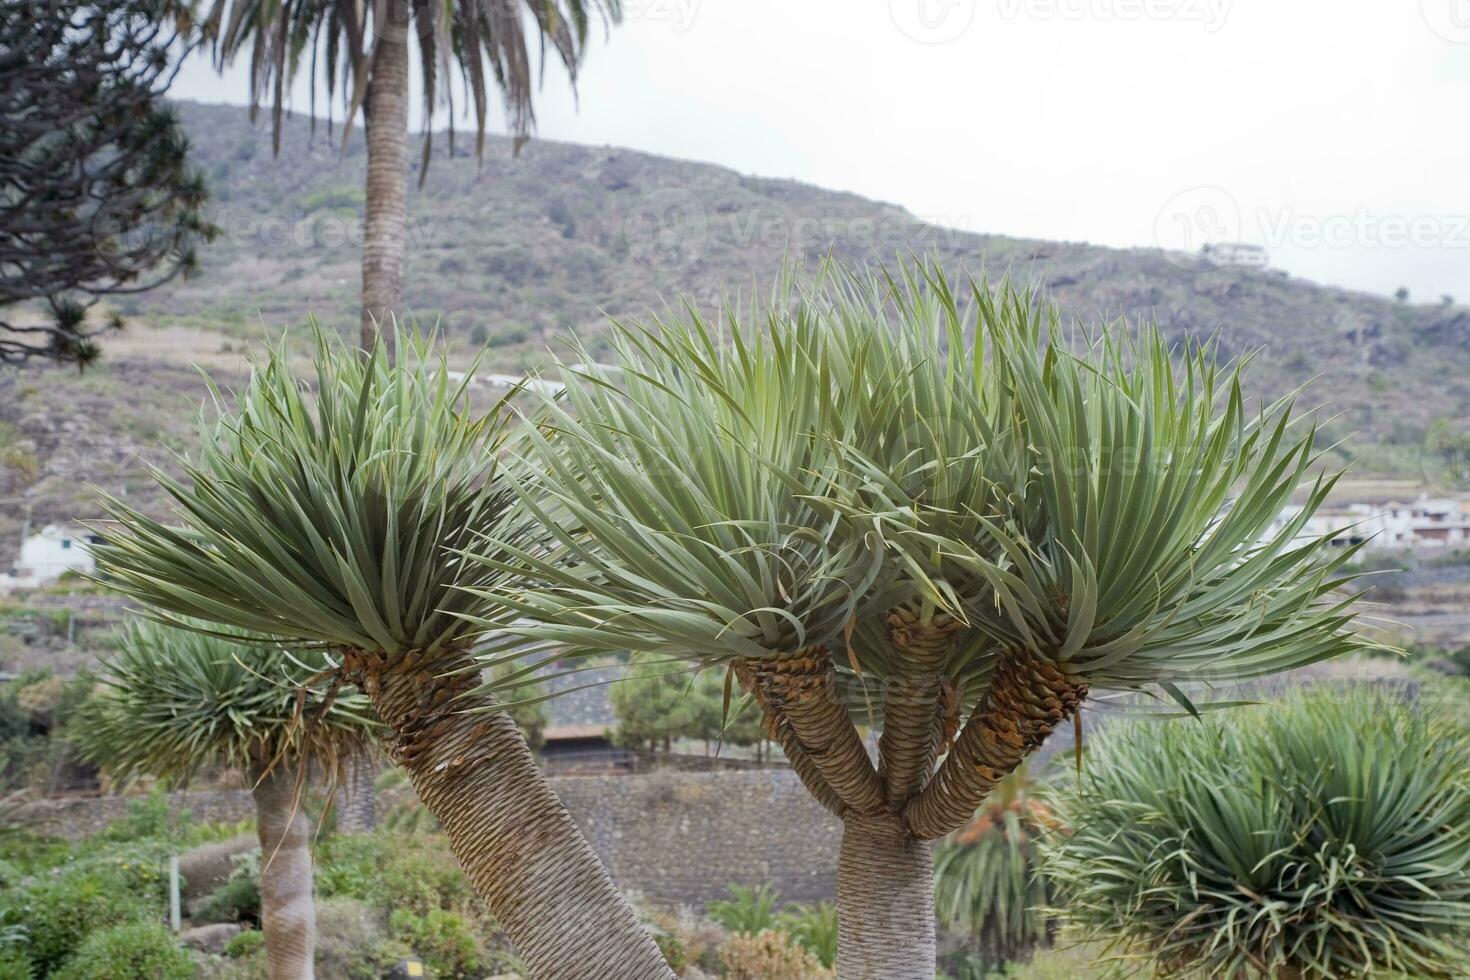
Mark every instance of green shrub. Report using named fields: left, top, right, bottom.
left=0, top=932, right=31, bottom=980
left=59, top=922, right=194, bottom=980
left=707, top=883, right=780, bottom=936
left=775, top=902, right=837, bottom=969
left=718, top=929, right=831, bottom=980
left=935, top=768, right=1057, bottom=975
left=313, top=898, right=401, bottom=980
left=387, top=908, right=483, bottom=979
left=6, top=869, right=155, bottom=974
left=0, top=831, right=69, bottom=880
left=0, top=949, right=31, bottom=980
left=317, top=833, right=476, bottom=916
left=223, top=929, right=264, bottom=959
left=1041, top=687, right=1470, bottom=979
left=643, top=908, right=722, bottom=977
left=198, top=852, right=260, bottom=925
left=648, top=923, right=693, bottom=975
left=93, top=791, right=188, bottom=844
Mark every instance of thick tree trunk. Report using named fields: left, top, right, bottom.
left=835, top=813, right=935, bottom=980
left=360, top=4, right=409, bottom=356
left=346, top=649, right=674, bottom=980
left=335, top=745, right=377, bottom=833
left=251, top=761, right=316, bottom=980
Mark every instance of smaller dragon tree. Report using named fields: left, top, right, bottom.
left=473, top=260, right=1374, bottom=980
left=73, top=617, right=377, bottom=980
left=86, top=329, right=675, bottom=979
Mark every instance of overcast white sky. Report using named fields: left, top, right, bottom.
left=175, top=0, right=1470, bottom=302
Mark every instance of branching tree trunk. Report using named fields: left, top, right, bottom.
left=251, top=759, right=316, bottom=980
left=360, top=4, right=409, bottom=356
left=738, top=650, right=884, bottom=815
left=747, top=634, right=1085, bottom=978
left=345, top=648, right=675, bottom=980
left=905, top=649, right=1087, bottom=841
left=878, top=608, right=961, bottom=807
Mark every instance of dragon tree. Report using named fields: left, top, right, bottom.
left=75, top=617, right=378, bottom=980
left=473, top=261, right=1370, bottom=979
left=88, top=331, right=675, bottom=979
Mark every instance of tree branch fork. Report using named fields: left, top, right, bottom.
left=735, top=617, right=1088, bottom=842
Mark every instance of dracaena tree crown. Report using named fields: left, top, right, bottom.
left=476, top=261, right=1370, bottom=715
left=75, top=616, right=377, bottom=782
left=89, top=328, right=520, bottom=657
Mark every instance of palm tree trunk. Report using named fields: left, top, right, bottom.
left=346, top=648, right=674, bottom=980
left=836, top=813, right=934, bottom=980
left=360, top=5, right=409, bottom=356
left=336, top=745, right=377, bottom=833
left=251, top=760, right=316, bottom=980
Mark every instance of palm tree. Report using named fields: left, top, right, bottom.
left=473, top=260, right=1373, bottom=979
left=195, top=0, right=620, bottom=351
left=88, top=330, right=674, bottom=979
left=74, top=617, right=377, bottom=980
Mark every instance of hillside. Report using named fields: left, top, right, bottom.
left=2, top=100, right=1467, bottom=544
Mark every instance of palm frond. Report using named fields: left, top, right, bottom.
left=198, top=0, right=620, bottom=166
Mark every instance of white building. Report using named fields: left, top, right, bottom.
left=1201, top=242, right=1270, bottom=269
left=1266, top=497, right=1470, bottom=552
left=15, top=524, right=102, bottom=583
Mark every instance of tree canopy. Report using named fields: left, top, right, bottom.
left=75, top=616, right=377, bottom=783
left=0, top=0, right=214, bottom=367
left=198, top=0, right=621, bottom=168
left=478, top=259, right=1371, bottom=838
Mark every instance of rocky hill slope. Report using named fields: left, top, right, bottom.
left=2, top=100, right=1465, bottom=545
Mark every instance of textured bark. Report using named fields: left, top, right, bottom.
left=767, top=711, right=846, bottom=816
left=345, top=649, right=674, bottom=980
left=904, top=648, right=1086, bottom=840
left=737, top=649, right=884, bottom=816
left=336, top=745, right=377, bottom=833
left=251, top=761, right=316, bottom=980
left=835, top=813, right=935, bottom=980
left=879, top=608, right=962, bottom=807
left=360, top=5, right=409, bottom=356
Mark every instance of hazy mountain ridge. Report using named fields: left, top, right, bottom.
left=2, top=100, right=1465, bottom=542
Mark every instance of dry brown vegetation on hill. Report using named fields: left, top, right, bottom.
left=2, top=100, right=1465, bottom=545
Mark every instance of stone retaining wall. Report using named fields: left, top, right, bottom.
left=16, top=769, right=841, bottom=907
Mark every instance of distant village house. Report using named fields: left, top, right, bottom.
left=1269, top=497, right=1470, bottom=551
left=8, top=524, right=102, bottom=589
left=1201, top=242, right=1270, bottom=269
